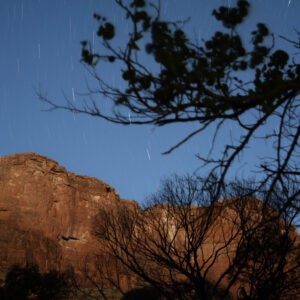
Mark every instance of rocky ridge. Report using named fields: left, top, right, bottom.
left=0, top=152, right=299, bottom=298
left=0, top=152, right=132, bottom=279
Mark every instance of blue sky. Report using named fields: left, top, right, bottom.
left=1, top=0, right=299, bottom=203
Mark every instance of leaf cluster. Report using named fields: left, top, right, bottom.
left=39, top=0, right=300, bottom=208
left=79, top=0, right=298, bottom=123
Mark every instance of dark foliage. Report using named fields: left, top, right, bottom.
left=0, top=265, right=71, bottom=300
left=38, top=0, right=300, bottom=205
left=122, top=286, right=162, bottom=300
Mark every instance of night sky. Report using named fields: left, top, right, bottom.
left=1, top=0, right=299, bottom=203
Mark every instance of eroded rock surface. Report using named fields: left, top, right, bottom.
left=0, top=153, right=299, bottom=298
left=0, top=152, right=131, bottom=279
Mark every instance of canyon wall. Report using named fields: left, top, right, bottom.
left=0, top=152, right=299, bottom=298
left=0, top=153, right=132, bottom=281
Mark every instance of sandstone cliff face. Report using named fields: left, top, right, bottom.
left=0, top=152, right=130, bottom=278
left=0, top=153, right=299, bottom=298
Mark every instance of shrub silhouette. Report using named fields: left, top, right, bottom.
left=122, top=286, right=162, bottom=300
left=0, top=264, right=70, bottom=300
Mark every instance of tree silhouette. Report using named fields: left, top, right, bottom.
left=38, top=0, right=300, bottom=298
left=39, top=0, right=300, bottom=205
left=0, top=265, right=71, bottom=300
left=93, top=175, right=300, bottom=299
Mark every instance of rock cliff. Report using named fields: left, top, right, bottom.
left=0, top=153, right=299, bottom=298
left=0, top=152, right=132, bottom=281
